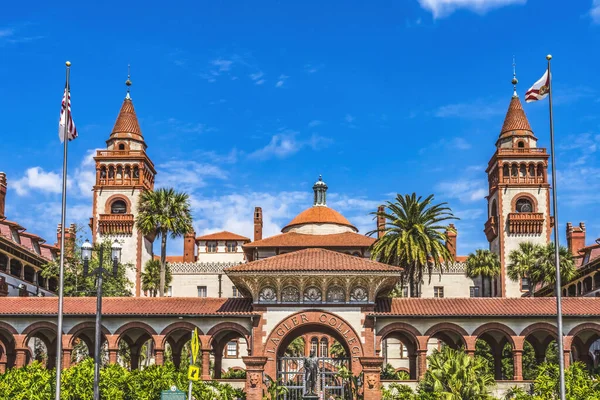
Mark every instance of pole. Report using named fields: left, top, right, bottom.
left=94, top=250, right=104, bottom=400
left=547, top=54, right=566, bottom=400
left=54, top=61, right=71, bottom=400
left=188, top=329, right=193, bottom=400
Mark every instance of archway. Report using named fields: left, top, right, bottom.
left=520, top=323, right=559, bottom=379
left=569, top=323, right=600, bottom=370
left=473, top=323, right=516, bottom=380
left=22, top=321, right=59, bottom=369
left=68, top=322, right=110, bottom=365
left=208, top=322, right=250, bottom=379
left=0, top=322, right=17, bottom=371
left=262, top=310, right=364, bottom=399
left=377, top=322, right=422, bottom=380
left=115, top=322, right=157, bottom=370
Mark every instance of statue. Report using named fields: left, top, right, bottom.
left=303, top=350, right=319, bottom=396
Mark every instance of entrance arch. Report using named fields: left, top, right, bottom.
left=262, top=310, right=365, bottom=393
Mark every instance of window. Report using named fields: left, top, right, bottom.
left=167, top=286, right=172, bottom=297
left=226, top=241, right=237, bottom=252
left=232, top=286, right=242, bottom=298
left=399, top=343, right=409, bottom=359
left=197, top=286, right=207, bottom=297
left=226, top=341, right=238, bottom=358
left=111, top=200, right=127, bottom=214
left=469, top=286, right=480, bottom=298
left=434, top=286, right=444, bottom=298
left=515, top=198, right=533, bottom=213
left=320, top=338, right=328, bottom=357
left=310, top=338, right=318, bottom=355
left=521, top=277, right=530, bottom=292
left=517, top=141, right=525, bottom=148
left=118, top=143, right=125, bottom=150
left=207, top=242, right=217, bottom=253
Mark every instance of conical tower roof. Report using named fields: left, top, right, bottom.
left=108, top=97, right=145, bottom=145
left=498, top=95, right=533, bottom=139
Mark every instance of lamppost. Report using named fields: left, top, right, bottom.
left=81, top=239, right=122, bottom=400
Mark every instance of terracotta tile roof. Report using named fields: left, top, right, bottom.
left=373, top=297, right=600, bottom=317
left=499, top=96, right=534, bottom=139
left=109, top=98, right=144, bottom=143
left=227, top=248, right=401, bottom=273
left=244, top=232, right=375, bottom=248
left=196, top=231, right=251, bottom=242
left=153, top=255, right=185, bottom=263
left=283, top=207, right=357, bottom=231
left=0, top=297, right=254, bottom=316
left=0, top=220, right=55, bottom=262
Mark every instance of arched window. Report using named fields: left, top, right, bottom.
left=0, top=253, right=7, bottom=272
left=259, top=286, right=277, bottom=303
left=503, top=165, right=509, bottom=178
left=124, top=165, right=131, bottom=179
left=10, top=259, right=22, bottom=277
left=490, top=200, right=498, bottom=219
left=108, top=166, right=115, bottom=179
left=326, top=286, right=345, bottom=303
left=118, top=143, right=125, bottom=151
left=528, top=165, right=535, bottom=177
left=517, top=141, right=525, bottom=148
left=281, top=286, right=300, bottom=302
left=100, top=166, right=107, bottom=179
left=110, top=200, right=127, bottom=214
left=537, top=164, right=544, bottom=177
left=519, top=164, right=526, bottom=177
left=511, top=164, right=518, bottom=177
left=310, top=338, right=318, bottom=356
left=304, top=286, right=322, bottom=303
left=320, top=338, right=328, bottom=357
left=133, top=166, right=140, bottom=179
left=116, top=166, right=123, bottom=179
left=515, top=198, right=533, bottom=213
left=350, top=286, right=368, bottom=303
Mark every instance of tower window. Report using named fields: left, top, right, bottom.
left=110, top=200, right=127, bottom=214
left=517, top=141, right=525, bottom=148
left=118, top=143, right=125, bottom=150
left=515, top=198, right=533, bottom=213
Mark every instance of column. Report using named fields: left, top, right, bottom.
left=242, top=356, right=268, bottom=400
left=417, top=350, right=428, bottom=379
left=108, top=348, right=119, bottom=364
left=62, top=348, right=72, bottom=369
left=512, top=350, right=523, bottom=381
left=464, top=336, right=477, bottom=358
left=14, top=348, right=28, bottom=367
left=154, top=349, right=164, bottom=366
left=359, top=356, right=384, bottom=400
left=201, top=349, right=212, bottom=380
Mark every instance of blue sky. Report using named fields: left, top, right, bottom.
left=2, top=0, right=599, bottom=256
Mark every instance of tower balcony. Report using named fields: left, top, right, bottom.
left=501, top=176, right=545, bottom=185
left=484, top=216, right=498, bottom=241
left=507, top=212, right=545, bottom=235
left=498, top=147, right=547, bottom=154
left=98, top=214, right=135, bottom=235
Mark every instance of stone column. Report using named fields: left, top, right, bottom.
left=108, top=348, right=119, bottom=364
left=62, top=348, right=72, bottom=369
left=417, top=350, right=428, bottom=379
left=201, top=349, right=212, bottom=380
left=512, top=350, right=523, bottom=381
left=243, top=356, right=268, bottom=400
left=464, top=336, right=477, bottom=358
left=14, top=348, right=28, bottom=367
left=359, top=356, right=384, bottom=400
left=563, top=348, right=572, bottom=369
left=154, top=349, right=164, bottom=366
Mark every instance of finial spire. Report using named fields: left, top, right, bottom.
left=312, top=175, right=328, bottom=206
left=125, top=64, right=132, bottom=99
left=512, top=56, right=518, bottom=98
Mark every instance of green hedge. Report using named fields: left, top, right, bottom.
left=0, top=359, right=245, bottom=400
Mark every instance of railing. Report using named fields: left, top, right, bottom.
left=498, top=148, right=547, bottom=154
left=96, top=150, right=147, bottom=157
left=484, top=216, right=498, bottom=241
left=277, top=356, right=348, bottom=400
left=98, top=214, right=135, bottom=235
left=501, top=176, right=545, bottom=184
left=507, top=213, right=545, bottom=235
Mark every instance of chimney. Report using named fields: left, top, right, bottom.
left=377, top=205, right=385, bottom=239
left=254, top=207, right=263, bottom=242
left=0, top=172, right=7, bottom=219
left=445, top=224, right=457, bottom=260
left=566, top=222, right=586, bottom=257
left=56, top=224, right=76, bottom=256
left=183, top=230, right=196, bottom=262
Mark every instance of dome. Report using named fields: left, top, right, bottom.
left=282, top=206, right=357, bottom=233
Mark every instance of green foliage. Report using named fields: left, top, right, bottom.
left=221, top=368, right=246, bottom=379
left=141, top=259, right=172, bottom=297
left=382, top=383, right=416, bottom=400
left=368, top=193, right=458, bottom=297
left=0, top=360, right=244, bottom=400
left=381, top=363, right=410, bottom=380
left=507, top=242, right=575, bottom=295
left=41, top=233, right=134, bottom=297
left=336, top=366, right=362, bottom=400
left=466, top=249, right=501, bottom=297
left=330, top=339, right=347, bottom=358
left=419, top=346, right=495, bottom=400
left=136, top=187, right=193, bottom=297
left=263, top=375, right=289, bottom=400
left=284, top=337, right=305, bottom=357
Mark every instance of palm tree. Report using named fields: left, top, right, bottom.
left=507, top=242, right=539, bottom=294
left=368, top=193, right=458, bottom=297
left=422, top=346, right=495, bottom=399
left=136, top=188, right=193, bottom=297
left=283, top=337, right=305, bottom=357
left=466, top=249, right=501, bottom=297
left=141, top=259, right=172, bottom=297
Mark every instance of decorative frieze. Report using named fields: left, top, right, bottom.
left=507, top=212, right=544, bottom=235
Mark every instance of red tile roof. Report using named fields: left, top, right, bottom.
left=227, top=248, right=401, bottom=273
left=499, top=96, right=534, bottom=139
left=153, top=255, right=185, bottom=263
left=0, top=220, right=56, bottom=262
left=110, top=98, right=144, bottom=143
left=373, top=297, right=600, bottom=317
left=283, top=207, right=356, bottom=231
left=196, top=231, right=251, bottom=242
left=244, top=232, right=375, bottom=248
left=0, top=297, right=254, bottom=316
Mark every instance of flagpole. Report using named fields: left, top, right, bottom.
left=546, top=54, right=567, bottom=400
left=54, top=60, right=71, bottom=400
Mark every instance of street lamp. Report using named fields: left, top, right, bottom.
left=81, top=239, right=122, bottom=400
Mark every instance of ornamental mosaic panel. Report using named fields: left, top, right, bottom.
left=304, top=286, right=322, bottom=302
left=326, top=286, right=345, bottom=303
left=350, top=286, right=368, bottom=302
left=281, top=286, right=300, bottom=302
left=259, top=286, right=277, bottom=303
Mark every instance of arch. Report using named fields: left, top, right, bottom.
left=68, top=321, right=110, bottom=347
left=376, top=322, right=422, bottom=352
left=511, top=193, right=538, bottom=213
left=0, top=253, right=8, bottom=272
left=568, top=323, right=600, bottom=338
left=9, top=259, right=22, bottom=277
left=0, top=321, right=17, bottom=336
left=103, top=194, right=131, bottom=214
left=207, top=322, right=250, bottom=348
left=424, top=322, right=468, bottom=345
left=520, top=322, right=558, bottom=339
left=472, top=322, right=516, bottom=348
left=114, top=321, right=157, bottom=349
left=160, top=321, right=203, bottom=348
left=22, top=321, right=59, bottom=337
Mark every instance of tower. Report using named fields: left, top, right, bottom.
left=90, top=73, right=156, bottom=296
left=484, top=68, right=551, bottom=297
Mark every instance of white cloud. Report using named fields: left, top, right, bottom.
left=435, top=98, right=505, bottom=119
left=155, top=160, right=227, bottom=191
left=250, top=71, right=265, bottom=85
left=417, top=0, right=526, bottom=19
left=435, top=179, right=487, bottom=203
left=591, top=0, right=600, bottom=24
left=275, top=74, right=289, bottom=88
left=73, top=148, right=101, bottom=198
left=0, top=28, right=14, bottom=38
left=211, top=59, right=233, bottom=72
left=304, top=64, right=323, bottom=74
left=13, top=167, right=63, bottom=196
left=248, top=131, right=332, bottom=160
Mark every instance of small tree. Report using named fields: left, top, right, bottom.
left=141, top=259, right=172, bottom=297
left=466, top=249, right=501, bottom=297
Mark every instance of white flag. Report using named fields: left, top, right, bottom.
left=525, top=69, right=550, bottom=103
left=59, top=86, right=78, bottom=143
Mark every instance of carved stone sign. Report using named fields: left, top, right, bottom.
left=264, top=311, right=363, bottom=360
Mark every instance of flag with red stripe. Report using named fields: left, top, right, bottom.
left=525, top=69, right=550, bottom=103
left=59, top=85, right=78, bottom=143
